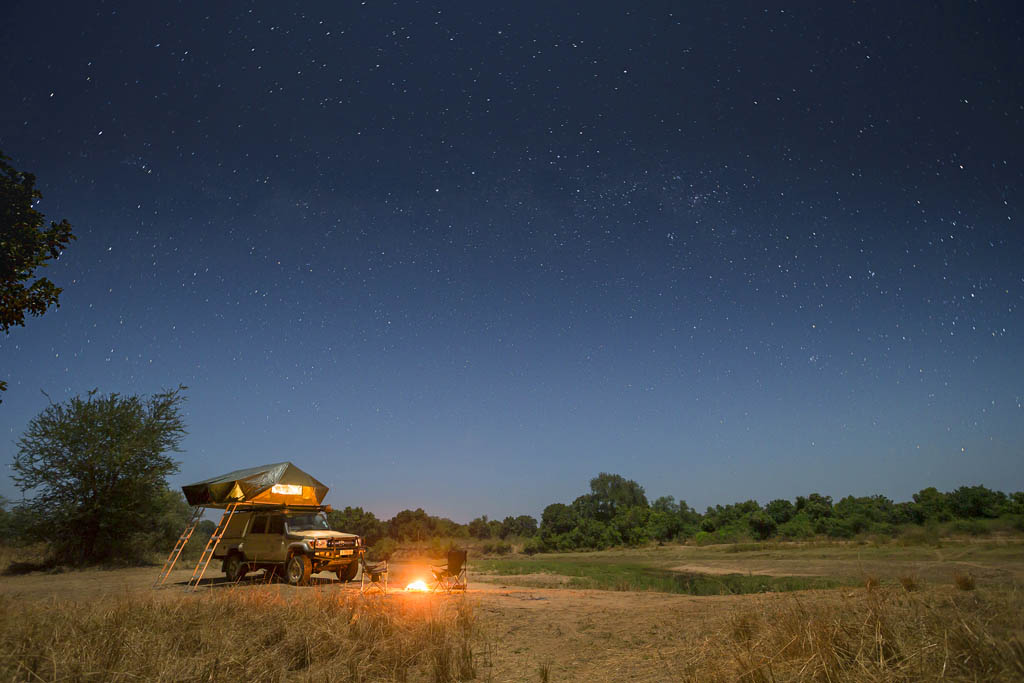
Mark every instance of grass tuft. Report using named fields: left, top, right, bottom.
left=898, top=574, right=920, bottom=592
left=954, top=570, right=976, bottom=591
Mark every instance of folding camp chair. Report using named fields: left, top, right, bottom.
left=430, top=549, right=468, bottom=592
left=360, top=556, right=388, bottom=595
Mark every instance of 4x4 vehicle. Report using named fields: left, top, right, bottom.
left=214, top=507, right=363, bottom=585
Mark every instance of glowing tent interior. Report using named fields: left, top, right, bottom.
left=181, top=461, right=329, bottom=508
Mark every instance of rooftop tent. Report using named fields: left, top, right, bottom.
left=181, top=461, right=329, bottom=508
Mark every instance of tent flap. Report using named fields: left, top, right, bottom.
left=182, top=462, right=329, bottom=507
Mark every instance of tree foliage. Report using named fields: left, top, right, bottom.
left=587, top=472, right=648, bottom=521
left=11, top=387, right=187, bottom=564
left=327, top=506, right=385, bottom=545
left=500, top=514, right=538, bottom=538
left=0, top=151, right=76, bottom=396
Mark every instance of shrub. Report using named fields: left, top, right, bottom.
left=522, top=538, right=543, bottom=555
left=369, top=537, right=397, bottom=561
left=748, top=511, right=777, bottom=540
left=693, top=531, right=715, bottom=546
left=777, top=514, right=814, bottom=540
left=897, top=524, right=940, bottom=547
left=948, top=519, right=990, bottom=536
left=481, top=542, right=512, bottom=556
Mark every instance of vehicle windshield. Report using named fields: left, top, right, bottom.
left=285, top=513, right=330, bottom=531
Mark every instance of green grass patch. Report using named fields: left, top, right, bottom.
left=477, top=557, right=847, bottom=595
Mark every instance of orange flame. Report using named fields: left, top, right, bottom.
left=405, top=579, right=430, bottom=592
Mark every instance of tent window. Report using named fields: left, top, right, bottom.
left=267, top=515, right=285, bottom=535
left=249, top=515, right=267, bottom=534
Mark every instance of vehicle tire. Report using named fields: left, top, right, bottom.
left=336, top=561, right=359, bottom=582
left=224, top=554, right=247, bottom=582
left=286, top=554, right=312, bottom=586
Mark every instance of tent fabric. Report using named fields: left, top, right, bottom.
left=181, top=461, right=329, bottom=507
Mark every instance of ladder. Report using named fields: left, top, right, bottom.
left=185, top=502, right=241, bottom=591
left=153, top=506, right=203, bottom=588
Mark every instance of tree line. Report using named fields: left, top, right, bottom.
left=2, top=387, right=1022, bottom=567
left=322, top=472, right=1024, bottom=557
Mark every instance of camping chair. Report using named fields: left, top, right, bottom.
left=430, top=549, right=468, bottom=592
left=360, top=556, right=388, bottom=595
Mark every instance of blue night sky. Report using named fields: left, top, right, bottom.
left=1, top=2, right=1022, bottom=522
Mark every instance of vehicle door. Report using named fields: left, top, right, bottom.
left=245, top=514, right=268, bottom=561
left=264, top=513, right=287, bottom=562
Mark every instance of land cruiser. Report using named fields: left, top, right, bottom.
left=214, top=507, right=363, bottom=585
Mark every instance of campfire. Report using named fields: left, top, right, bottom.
left=405, top=579, right=430, bottom=592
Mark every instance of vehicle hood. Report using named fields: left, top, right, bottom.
left=291, top=529, right=358, bottom=540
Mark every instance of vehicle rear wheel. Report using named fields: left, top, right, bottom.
left=336, top=561, right=359, bottom=582
left=286, top=554, right=312, bottom=586
left=224, top=554, right=247, bottom=582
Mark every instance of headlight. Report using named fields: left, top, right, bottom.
left=314, top=539, right=327, bottom=548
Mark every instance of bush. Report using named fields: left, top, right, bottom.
left=948, top=519, right=991, bottom=536
left=748, top=512, right=777, bottom=540
left=481, top=542, right=512, bottom=555
left=777, top=514, right=814, bottom=540
left=897, top=524, right=941, bottom=547
left=369, top=537, right=397, bottom=561
left=522, top=538, right=543, bottom=555
left=816, top=517, right=856, bottom=539
left=694, top=531, right=715, bottom=546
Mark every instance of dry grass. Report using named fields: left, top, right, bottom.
left=897, top=574, right=920, bottom=592
left=953, top=570, right=977, bottom=591
left=0, top=545, right=50, bottom=576
left=676, top=585, right=1024, bottom=681
left=0, top=589, right=484, bottom=682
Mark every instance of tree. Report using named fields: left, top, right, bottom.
left=468, top=515, right=492, bottom=539
left=500, top=514, right=538, bottom=538
left=539, top=502, right=578, bottom=547
left=0, top=495, right=10, bottom=543
left=748, top=511, right=777, bottom=540
left=387, top=508, right=436, bottom=541
left=327, top=506, right=385, bottom=545
left=946, top=485, right=1007, bottom=519
left=587, top=473, right=648, bottom=522
left=765, top=499, right=796, bottom=525
left=912, top=487, right=951, bottom=522
left=1, top=151, right=76, bottom=397
left=11, top=386, right=187, bottom=564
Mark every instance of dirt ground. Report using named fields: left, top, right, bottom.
left=0, top=561, right=762, bottom=681
left=2, top=543, right=1022, bottom=682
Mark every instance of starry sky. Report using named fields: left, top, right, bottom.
left=1, top=2, right=1022, bottom=522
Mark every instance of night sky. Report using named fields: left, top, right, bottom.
left=2, top=2, right=1022, bottom=522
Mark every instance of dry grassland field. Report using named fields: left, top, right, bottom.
left=2, top=539, right=1023, bottom=682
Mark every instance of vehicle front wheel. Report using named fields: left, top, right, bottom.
left=336, top=561, right=359, bottom=582
left=224, top=554, right=247, bottom=582
left=286, top=554, right=312, bottom=586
